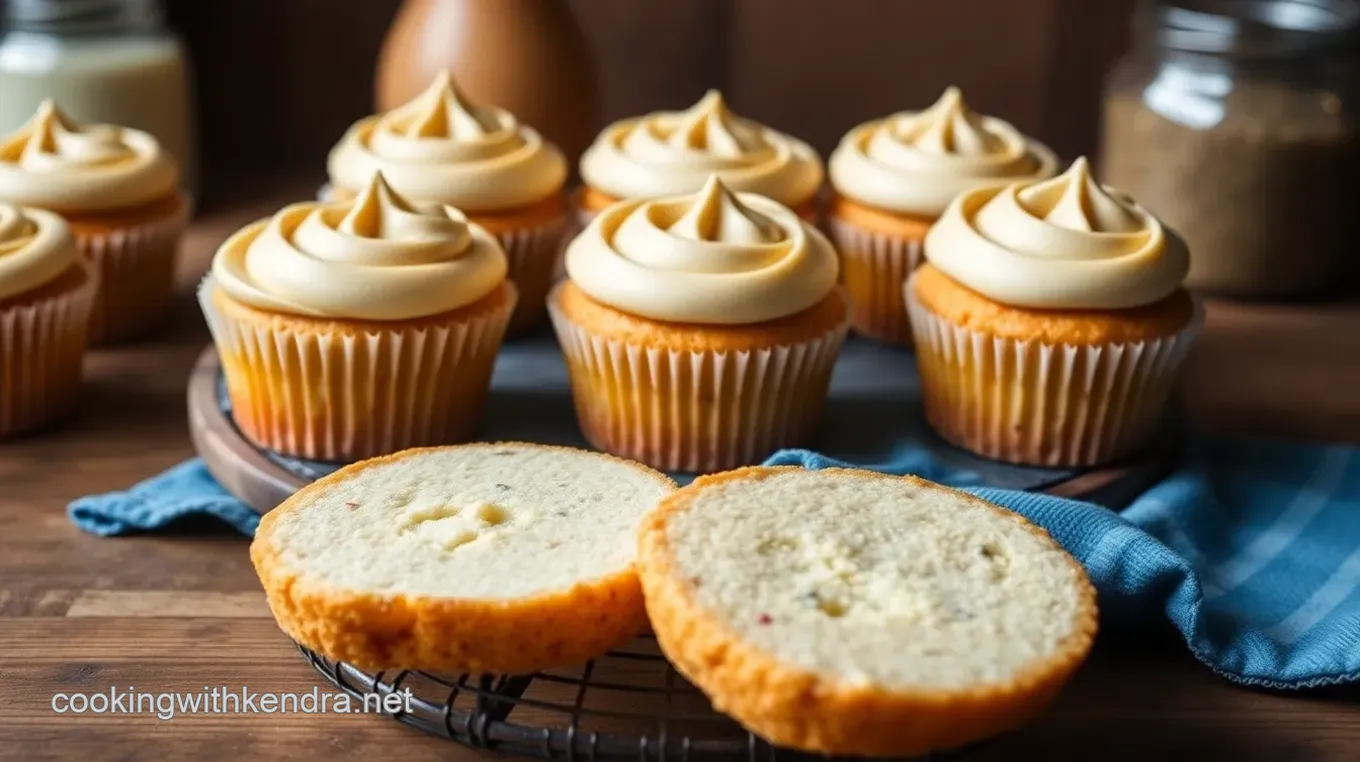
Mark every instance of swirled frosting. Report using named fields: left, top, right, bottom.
left=924, top=157, right=1189, bottom=309
left=0, top=101, right=179, bottom=213
left=328, top=71, right=567, bottom=212
left=565, top=175, right=838, bottom=324
left=0, top=203, right=80, bottom=302
left=579, top=90, right=824, bottom=207
left=212, top=172, right=508, bottom=321
left=829, top=87, right=1057, bottom=218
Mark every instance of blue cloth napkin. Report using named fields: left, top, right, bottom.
left=70, top=437, right=1360, bottom=689
left=69, top=459, right=260, bottom=536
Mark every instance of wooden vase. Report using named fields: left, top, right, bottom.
left=375, top=0, right=600, bottom=167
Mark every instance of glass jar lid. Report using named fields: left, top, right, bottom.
left=1144, top=0, right=1360, bottom=57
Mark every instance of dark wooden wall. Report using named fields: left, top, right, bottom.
left=167, top=0, right=1136, bottom=201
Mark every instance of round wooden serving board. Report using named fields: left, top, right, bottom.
left=189, top=335, right=1176, bottom=514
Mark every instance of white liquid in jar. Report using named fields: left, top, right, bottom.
left=0, top=31, right=197, bottom=198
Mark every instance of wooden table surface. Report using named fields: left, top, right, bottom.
left=2, top=180, right=1359, bottom=760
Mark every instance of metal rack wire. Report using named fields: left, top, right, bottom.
left=299, top=634, right=981, bottom=762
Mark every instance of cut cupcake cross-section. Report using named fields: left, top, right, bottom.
left=637, top=466, right=1098, bottom=757
left=251, top=443, right=677, bottom=674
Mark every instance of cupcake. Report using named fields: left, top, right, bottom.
left=828, top=87, right=1057, bottom=345
left=0, top=101, right=187, bottom=345
left=0, top=203, right=96, bottom=436
left=907, top=157, right=1199, bottom=467
left=578, top=90, right=823, bottom=226
left=200, top=172, right=516, bottom=462
left=327, top=72, right=567, bottom=335
left=549, top=175, right=847, bottom=473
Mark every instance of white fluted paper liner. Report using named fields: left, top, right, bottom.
left=199, top=277, right=516, bottom=461
left=906, top=282, right=1202, bottom=467
left=548, top=295, right=849, bottom=473
left=0, top=268, right=97, bottom=437
left=502, top=212, right=570, bottom=336
left=75, top=194, right=190, bottom=345
left=825, top=215, right=924, bottom=346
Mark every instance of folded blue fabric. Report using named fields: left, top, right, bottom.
left=68, top=459, right=261, bottom=536
left=70, top=437, right=1359, bottom=689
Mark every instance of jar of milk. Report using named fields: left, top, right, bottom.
left=0, top=0, right=197, bottom=199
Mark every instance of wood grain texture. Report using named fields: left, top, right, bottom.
left=1, top=178, right=1358, bottom=759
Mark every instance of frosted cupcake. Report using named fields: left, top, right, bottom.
left=327, top=72, right=567, bottom=335
left=0, top=101, right=187, bottom=344
left=550, top=175, right=847, bottom=473
left=908, top=158, right=1198, bottom=467
left=201, top=173, right=516, bottom=461
left=0, top=203, right=96, bottom=436
left=828, top=87, right=1056, bottom=345
left=579, top=90, right=823, bottom=225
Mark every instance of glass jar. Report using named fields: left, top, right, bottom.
left=0, top=0, right=197, bottom=198
left=1100, top=0, right=1360, bottom=298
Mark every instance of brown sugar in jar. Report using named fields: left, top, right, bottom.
left=1100, top=0, right=1360, bottom=298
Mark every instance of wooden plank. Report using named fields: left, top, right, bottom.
left=65, top=591, right=270, bottom=620
left=2, top=625, right=1357, bottom=760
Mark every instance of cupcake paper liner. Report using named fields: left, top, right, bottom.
left=0, top=269, right=97, bottom=437
left=502, top=213, right=571, bottom=336
left=200, top=279, right=516, bottom=462
left=824, top=215, right=925, bottom=346
left=572, top=186, right=603, bottom=232
left=906, top=283, right=1203, bottom=467
left=76, top=197, right=190, bottom=345
left=548, top=295, right=849, bottom=473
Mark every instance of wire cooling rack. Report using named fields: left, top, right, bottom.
left=299, top=634, right=986, bottom=762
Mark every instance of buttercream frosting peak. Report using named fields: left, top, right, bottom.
left=20, top=100, right=62, bottom=158
left=20, top=100, right=139, bottom=170
left=663, top=90, right=766, bottom=158
left=210, top=181, right=507, bottom=321
left=397, top=71, right=500, bottom=140
left=327, top=72, right=567, bottom=212
left=334, top=172, right=453, bottom=243
left=565, top=186, right=837, bottom=325
left=896, top=87, right=1008, bottom=157
left=829, top=87, right=1056, bottom=217
left=0, top=202, right=80, bottom=302
left=580, top=94, right=823, bottom=207
left=924, top=157, right=1188, bottom=310
left=1017, top=157, right=1142, bottom=234
left=668, top=176, right=784, bottom=245
left=0, top=100, right=177, bottom=211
